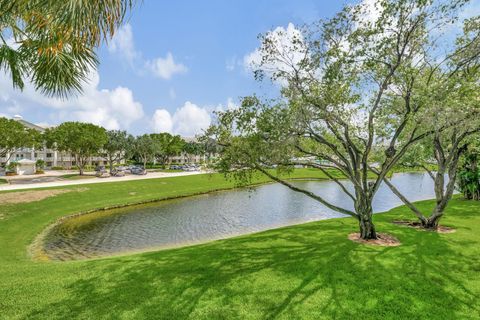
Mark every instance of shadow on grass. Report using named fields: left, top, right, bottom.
left=27, top=218, right=479, bottom=319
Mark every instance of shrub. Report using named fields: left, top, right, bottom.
left=6, top=162, right=17, bottom=172
left=36, top=159, right=45, bottom=170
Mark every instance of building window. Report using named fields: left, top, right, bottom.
left=46, top=153, right=52, bottom=158
left=46, top=162, right=52, bottom=167
left=34, top=153, right=38, bottom=158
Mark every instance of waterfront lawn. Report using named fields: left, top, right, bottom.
left=0, top=170, right=479, bottom=319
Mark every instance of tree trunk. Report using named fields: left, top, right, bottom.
left=355, top=198, right=377, bottom=239
left=422, top=210, right=443, bottom=229
left=358, top=214, right=377, bottom=240
left=109, top=155, right=114, bottom=174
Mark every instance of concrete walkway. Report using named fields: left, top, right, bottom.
left=0, top=171, right=204, bottom=191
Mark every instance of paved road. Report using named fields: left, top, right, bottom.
left=0, top=171, right=204, bottom=191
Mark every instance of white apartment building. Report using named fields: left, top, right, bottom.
left=0, top=116, right=107, bottom=169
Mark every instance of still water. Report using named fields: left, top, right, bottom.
left=42, top=173, right=437, bottom=260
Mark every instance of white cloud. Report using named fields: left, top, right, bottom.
left=108, top=23, right=139, bottom=64
left=146, top=52, right=188, bottom=80
left=215, top=97, right=238, bottom=112
left=108, top=24, right=188, bottom=80
left=0, top=70, right=144, bottom=130
left=152, top=101, right=211, bottom=137
left=152, top=109, right=173, bottom=133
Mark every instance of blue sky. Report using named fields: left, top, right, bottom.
left=1, top=0, right=479, bottom=136
left=0, top=0, right=346, bottom=136
left=95, top=0, right=346, bottom=135
left=98, top=0, right=345, bottom=108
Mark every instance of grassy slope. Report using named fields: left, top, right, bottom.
left=0, top=169, right=479, bottom=319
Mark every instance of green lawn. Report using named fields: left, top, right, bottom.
left=59, top=173, right=96, bottom=180
left=0, top=170, right=479, bottom=319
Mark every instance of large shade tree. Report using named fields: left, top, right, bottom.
left=150, top=133, right=185, bottom=166
left=103, top=130, right=134, bottom=173
left=381, top=63, right=480, bottom=228
left=45, top=122, right=107, bottom=175
left=206, top=0, right=476, bottom=240
left=0, top=117, right=40, bottom=165
left=0, top=0, right=134, bottom=97
left=134, top=134, right=155, bottom=168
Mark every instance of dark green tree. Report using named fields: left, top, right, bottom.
left=103, top=130, right=134, bottom=173
left=45, top=122, right=107, bottom=175
left=134, top=134, right=155, bottom=168
left=150, top=133, right=185, bottom=166
left=0, top=117, right=39, bottom=165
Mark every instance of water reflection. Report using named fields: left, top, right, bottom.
left=43, top=173, right=440, bottom=260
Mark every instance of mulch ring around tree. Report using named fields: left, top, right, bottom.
left=348, top=233, right=401, bottom=246
left=392, top=220, right=456, bottom=234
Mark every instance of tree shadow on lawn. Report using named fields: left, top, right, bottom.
left=27, top=219, right=479, bottom=320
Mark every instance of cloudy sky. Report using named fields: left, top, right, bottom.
left=1, top=0, right=479, bottom=136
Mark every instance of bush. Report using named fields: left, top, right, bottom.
left=51, top=166, right=64, bottom=170
left=6, top=162, right=17, bottom=171
left=36, top=159, right=45, bottom=170
left=35, top=170, right=45, bottom=174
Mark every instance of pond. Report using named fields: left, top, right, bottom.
left=42, top=172, right=439, bottom=260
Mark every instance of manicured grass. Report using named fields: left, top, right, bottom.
left=0, top=170, right=479, bottom=319
left=59, top=173, right=96, bottom=180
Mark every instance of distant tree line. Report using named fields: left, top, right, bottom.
left=0, top=119, right=218, bottom=175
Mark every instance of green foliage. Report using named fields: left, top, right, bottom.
left=0, top=118, right=38, bottom=162
left=45, top=122, right=107, bottom=174
left=133, top=134, right=155, bottom=167
left=206, top=0, right=478, bottom=237
left=0, top=0, right=135, bottom=97
left=35, top=159, right=45, bottom=170
left=103, top=130, right=134, bottom=171
left=6, top=161, right=17, bottom=171
left=150, top=133, right=185, bottom=165
left=457, top=144, right=480, bottom=200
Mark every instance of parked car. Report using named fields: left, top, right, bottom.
left=111, top=169, right=125, bottom=177
left=183, top=164, right=200, bottom=172
left=131, top=166, right=147, bottom=175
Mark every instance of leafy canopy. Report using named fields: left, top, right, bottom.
left=0, top=0, right=135, bottom=97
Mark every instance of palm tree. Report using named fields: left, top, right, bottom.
left=0, top=0, right=135, bottom=98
